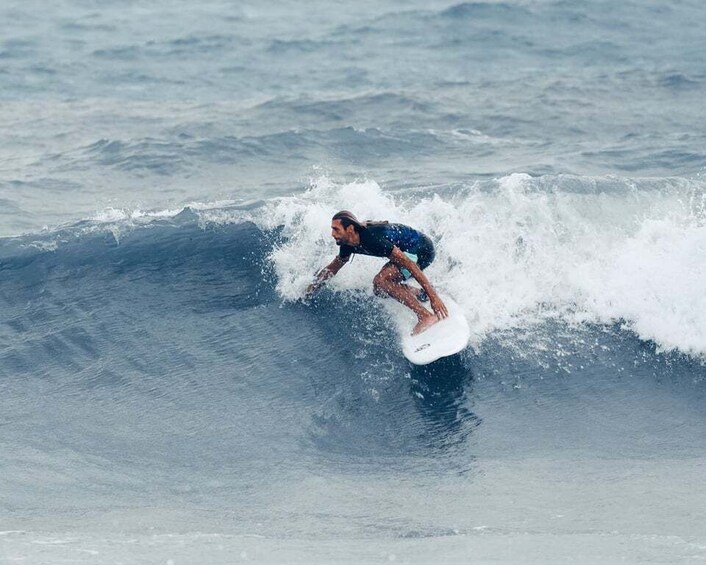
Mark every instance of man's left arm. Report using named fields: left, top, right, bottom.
left=390, top=247, right=449, bottom=319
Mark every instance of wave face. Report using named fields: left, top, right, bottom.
left=0, top=212, right=481, bottom=518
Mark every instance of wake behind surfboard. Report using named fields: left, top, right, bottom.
left=396, top=294, right=470, bottom=365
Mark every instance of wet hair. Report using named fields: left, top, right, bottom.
left=332, top=210, right=389, bottom=231
left=332, top=210, right=363, bottom=231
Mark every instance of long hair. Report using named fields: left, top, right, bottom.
left=332, top=210, right=388, bottom=231
left=332, top=210, right=363, bottom=230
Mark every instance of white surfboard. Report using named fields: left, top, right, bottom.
left=399, top=294, right=470, bottom=365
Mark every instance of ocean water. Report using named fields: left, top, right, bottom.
left=1, top=0, right=705, bottom=563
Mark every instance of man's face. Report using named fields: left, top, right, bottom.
left=331, top=219, right=353, bottom=245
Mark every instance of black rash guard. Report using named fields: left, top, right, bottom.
left=338, top=222, right=435, bottom=270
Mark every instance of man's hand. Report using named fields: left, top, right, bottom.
left=302, top=256, right=348, bottom=302
left=428, top=290, right=449, bottom=319
left=303, top=281, right=320, bottom=301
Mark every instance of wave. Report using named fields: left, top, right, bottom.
left=0, top=212, right=479, bottom=481
left=257, top=92, right=438, bottom=121
left=2, top=173, right=704, bottom=360
left=40, top=128, right=449, bottom=175
left=245, top=174, right=706, bottom=358
left=92, top=34, right=241, bottom=60
left=267, top=38, right=350, bottom=54
left=439, top=2, right=532, bottom=20
left=2, top=174, right=705, bottom=520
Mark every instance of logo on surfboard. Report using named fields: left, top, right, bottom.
left=414, top=343, right=431, bottom=352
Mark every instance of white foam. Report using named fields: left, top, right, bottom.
left=75, top=174, right=706, bottom=358
left=244, top=174, right=706, bottom=358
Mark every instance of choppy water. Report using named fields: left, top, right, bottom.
left=1, top=1, right=705, bottom=563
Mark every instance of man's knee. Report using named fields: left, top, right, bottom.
left=373, top=269, right=396, bottom=297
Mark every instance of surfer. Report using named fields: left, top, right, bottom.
left=306, top=210, right=448, bottom=335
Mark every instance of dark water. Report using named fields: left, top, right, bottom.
left=1, top=217, right=705, bottom=562
left=1, top=0, right=705, bottom=562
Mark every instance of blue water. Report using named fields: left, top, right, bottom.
left=1, top=1, right=706, bottom=563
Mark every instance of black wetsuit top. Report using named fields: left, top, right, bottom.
left=338, top=222, right=435, bottom=270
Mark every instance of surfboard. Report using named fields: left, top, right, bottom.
left=399, top=294, right=470, bottom=365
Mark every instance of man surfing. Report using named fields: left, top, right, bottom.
left=306, top=210, right=448, bottom=335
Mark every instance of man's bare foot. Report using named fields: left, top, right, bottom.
left=412, top=314, right=440, bottom=335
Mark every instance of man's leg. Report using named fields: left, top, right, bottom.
left=373, top=263, right=437, bottom=335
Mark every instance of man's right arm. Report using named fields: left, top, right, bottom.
left=305, top=255, right=349, bottom=297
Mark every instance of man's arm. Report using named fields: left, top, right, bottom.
left=390, top=247, right=449, bottom=319
left=305, top=255, right=349, bottom=297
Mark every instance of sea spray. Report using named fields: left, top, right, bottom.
left=252, top=175, right=706, bottom=357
